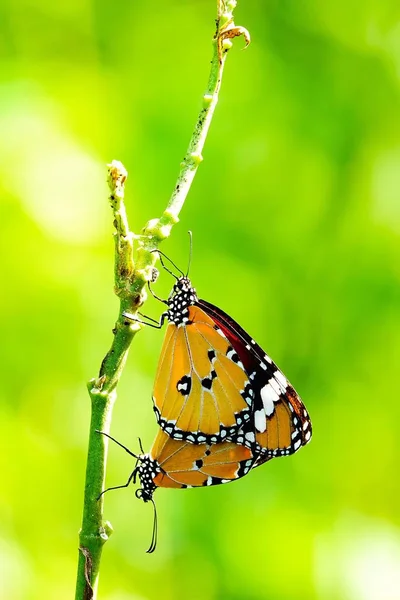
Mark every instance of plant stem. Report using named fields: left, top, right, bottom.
left=75, top=3, right=249, bottom=598
left=141, top=2, right=250, bottom=248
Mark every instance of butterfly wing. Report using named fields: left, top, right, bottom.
left=198, top=300, right=312, bottom=457
left=152, top=305, right=254, bottom=444
left=149, top=429, right=259, bottom=489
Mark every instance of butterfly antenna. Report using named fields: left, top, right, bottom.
left=186, top=230, right=193, bottom=276
left=138, top=437, right=145, bottom=454
left=151, top=250, right=185, bottom=278
left=96, top=431, right=139, bottom=460
left=146, top=498, right=158, bottom=553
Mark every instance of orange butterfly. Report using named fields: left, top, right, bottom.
left=97, top=429, right=270, bottom=552
left=124, top=253, right=312, bottom=460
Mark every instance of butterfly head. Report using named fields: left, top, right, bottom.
left=170, top=276, right=196, bottom=296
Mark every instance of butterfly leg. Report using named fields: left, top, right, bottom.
left=147, top=281, right=169, bottom=306
left=122, top=311, right=167, bottom=329
left=138, top=312, right=159, bottom=324
left=97, top=470, right=137, bottom=500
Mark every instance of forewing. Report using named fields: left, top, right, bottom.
left=198, top=300, right=312, bottom=457
left=152, top=305, right=253, bottom=444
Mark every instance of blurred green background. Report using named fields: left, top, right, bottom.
left=1, top=1, right=400, bottom=599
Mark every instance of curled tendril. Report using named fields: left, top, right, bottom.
left=219, top=24, right=251, bottom=49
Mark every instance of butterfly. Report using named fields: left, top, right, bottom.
left=123, top=250, right=312, bottom=460
left=97, top=428, right=271, bottom=552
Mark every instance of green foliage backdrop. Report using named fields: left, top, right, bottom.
left=1, top=1, right=400, bottom=599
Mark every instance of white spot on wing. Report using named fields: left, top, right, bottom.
left=274, top=370, right=288, bottom=389
left=255, top=409, right=266, bottom=432
left=245, top=431, right=255, bottom=443
left=305, top=430, right=311, bottom=441
left=293, top=439, right=302, bottom=451
left=261, top=383, right=280, bottom=416
left=268, top=377, right=281, bottom=396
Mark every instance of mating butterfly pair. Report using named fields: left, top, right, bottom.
left=99, top=252, right=312, bottom=551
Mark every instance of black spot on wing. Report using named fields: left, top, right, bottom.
left=201, top=370, right=217, bottom=390
left=208, top=349, right=216, bottom=362
left=201, top=377, right=212, bottom=390
left=226, top=346, right=240, bottom=363
left=176, top=374, right=192, bottom=396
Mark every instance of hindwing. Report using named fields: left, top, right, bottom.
left=149, top=430, right=258, bottom=489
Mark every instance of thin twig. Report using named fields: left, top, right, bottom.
left=74, top=2, right=249, bottom=598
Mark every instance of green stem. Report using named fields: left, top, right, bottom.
left=141, top=1, right=250, bottom=246
left=75, top=165, right=139, bottom=600
left=75, top=3, right=249, bottom=599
